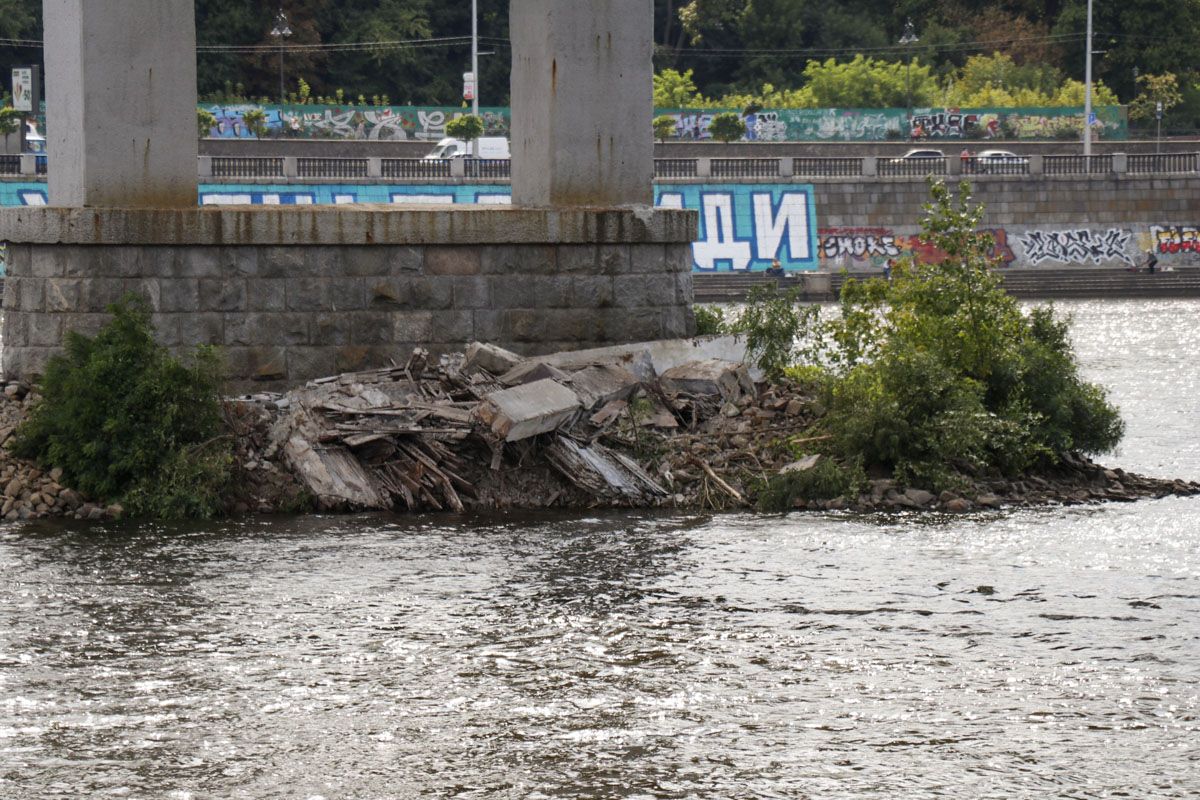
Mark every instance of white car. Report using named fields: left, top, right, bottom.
left=887, top=148, right=944, bottom=164
left=971, top=149, right=1028, bottom=173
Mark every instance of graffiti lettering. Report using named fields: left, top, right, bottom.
left=819, top=229, right=901, bottom=260
left=1151, top=225, right=1200, bottom=254
left=1020, top=229, right=1133, bottom=266
left=203, top=104, right=512, bottom=141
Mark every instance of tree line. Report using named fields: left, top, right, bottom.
left=1, top=0, right=1198, bottom=131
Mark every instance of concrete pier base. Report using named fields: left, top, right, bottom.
left=0, top=205, right=697, bottom=389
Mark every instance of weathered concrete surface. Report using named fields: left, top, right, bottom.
left=43, top=0, right=197, bottom=207
left=510, top=0, right=653, bottom=207
left=0, top=206, right=699, bottom=388
left=478, top=378, right=581, bottom=441
left=0, top=205, right=695, bottom=245
left=660, top=359, right=755, bottom=400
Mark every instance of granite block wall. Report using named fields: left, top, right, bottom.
left=1, top=241, right=695, bottom=389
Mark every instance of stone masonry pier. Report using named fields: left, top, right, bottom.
left=0, top=205, right=696, bottom=388
left=0, top=0, right=695, bottom=389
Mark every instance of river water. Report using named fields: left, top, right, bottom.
left=2, top=300, right=1198, bottom=799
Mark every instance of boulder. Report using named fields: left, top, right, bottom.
left=904, top=488, right=936, bottom=507
left=781, top=454, right=821, bottom=474
left=976, top=493, right=1002, bottom=509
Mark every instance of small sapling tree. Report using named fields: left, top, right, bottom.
left=196, top=108, right=217, bottom=139
left=653, top=114, right=678, bottom=143
left=708, top=112, right=747, bottom=143
left=241, top=108, right=269, bottom=138
left=445, top=113, right=485, bottom=156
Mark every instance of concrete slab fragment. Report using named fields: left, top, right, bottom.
left=567, top=364, right=640, bottom=410
left=660, top=359, right=755, bottom=400
left=464, top=341, right=524, bottom=376
left=477, top=378, right=581, bottom=441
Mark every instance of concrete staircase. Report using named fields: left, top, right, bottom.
left=694, top=267, right=1200, bottom=303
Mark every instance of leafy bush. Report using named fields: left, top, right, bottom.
left=708, top=112, right=746, bottom=143
left=0, top=106, right=21, bottom=137
left=197, top=108, right=217, bottom=138
left=757, top=457, right=868, bottom=512
left=807, top=180, right=1124, bottom=479
left=10, top=295, right=232, bottom=519
left=653, top=114, right=677, bottom=143
left=693, top=304, right=728, bottom=335
left=241, top=108, right=269, bottom=138
left=445, top=114, right=485, bottom=147
left=729, top=283, right=819, bottom=382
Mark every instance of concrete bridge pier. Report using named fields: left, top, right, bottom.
left=0, top=0, right=696, bottom=389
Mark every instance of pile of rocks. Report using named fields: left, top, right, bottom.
left=0, top=382, right=123, bottom=521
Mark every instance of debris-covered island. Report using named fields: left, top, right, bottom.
left=2, top=181, right=1197, bottom=522
left=218, top=337, right=1199, bottom=515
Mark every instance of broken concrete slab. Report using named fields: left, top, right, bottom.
left=278, top=407, right=388, bottom=510
left=535, top=335, right=760, bottom=382
left=567, top=364, right=640, bottom=410
left=464, top=341, right=524, bottom=376
left=498, top=360, right=571, bottom=387
left=536, top=347, right=657, bottom=383
left=659, top=359, right=755, bottom=401
left=476, top=378, right=581, bottom=442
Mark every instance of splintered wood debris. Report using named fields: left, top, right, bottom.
left=247, top=339, right=818, bottom=513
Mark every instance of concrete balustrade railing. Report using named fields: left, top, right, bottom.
left=4, top=152, right=1200, bottom=182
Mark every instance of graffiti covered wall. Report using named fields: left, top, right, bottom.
left=203, top=104, right=511, bottom=141
left=2, top=181, right=1191, bottom=273
left=655, top=106, right=1128, bottom=142
left=197, top=103, right=1127, bottom=142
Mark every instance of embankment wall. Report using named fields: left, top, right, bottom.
left=8, top=173, right=1194, bottom=272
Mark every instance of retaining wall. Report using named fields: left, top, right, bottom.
left=0, top=206, right=696, bottom=388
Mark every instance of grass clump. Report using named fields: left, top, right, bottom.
left=10, top=295, right=232, bottom=519
left=693, top=304, right=729, bottom=335
left=757, top=457, right=868, bottom=512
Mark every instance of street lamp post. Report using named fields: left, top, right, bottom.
left=1083, top=0, right=1093, bottom=156
left=270, top=8, right=292, bottom=106
left=899, top=20, right=919, bottom=139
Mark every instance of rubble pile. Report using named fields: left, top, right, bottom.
left=234, top=339, right=787, bottom=513
left=231, top=338, right=1200, bottom=515
left=2, top=336, right=1198, bottom=521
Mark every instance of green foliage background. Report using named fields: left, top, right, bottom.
left=2, top=1, right=1199, bottom=128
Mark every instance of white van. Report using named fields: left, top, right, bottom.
left=423, top=136, right=510, bottom=160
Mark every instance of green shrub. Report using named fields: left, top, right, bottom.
left=197, top=108, right=217, bottom=138
left=653, top=114, right=677, bottom=143
left=810, top=180, right=1124, bottom=478
left=0, top=106, right=22, bottom=137
left=9, top=295, right=232, bottom=519
left=693, top=304, right=728, bottom=335
left=242, top=108, right=269, bottom=138
left=757, top=457, right=868, bottom=512
left=709, top=112, right=747, bottom=143
left=729, top=283, right=819, bottom=382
